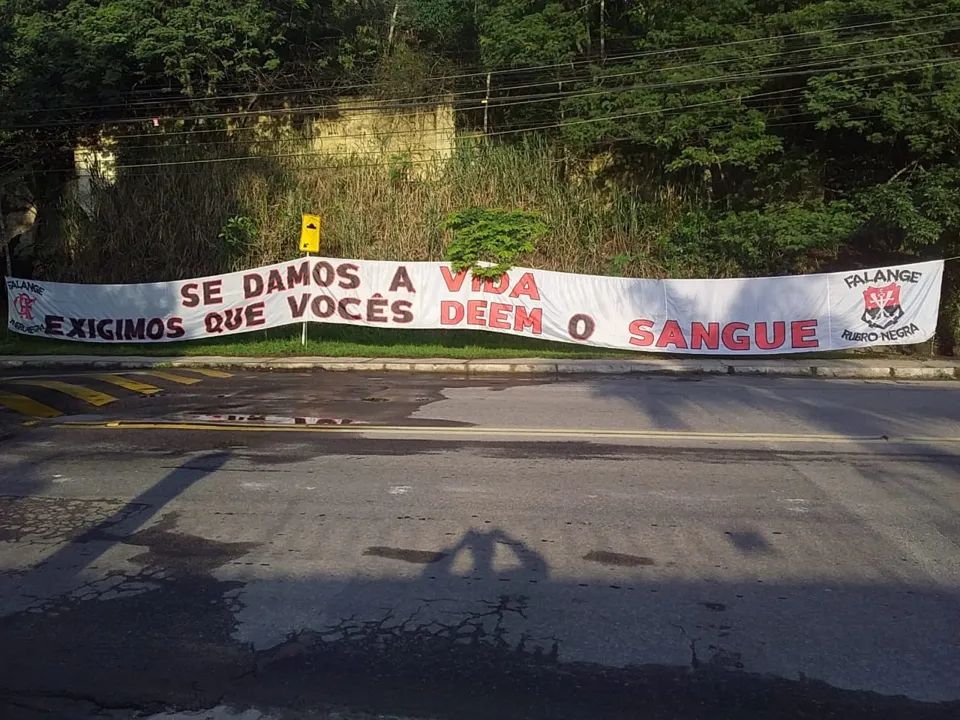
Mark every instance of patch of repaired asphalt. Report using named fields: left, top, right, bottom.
left=1, top=509, right=958, bottom=719
left=0, top=372, right=553, bottom=431
left=14, top=426, right=960, bottom=469
left=0, top=495, right=146, bottom=543
left=0, top=509, right=256, bottom=712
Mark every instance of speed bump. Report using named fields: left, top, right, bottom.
left=93, top=374, right=163, bottom=395
left=136, top=370, right=203, bottom=385
left=12, top=379, right=116, bottom=407
left=0, top=390, right=62, bottom=418
left=0, top=369, right=233, bottom=419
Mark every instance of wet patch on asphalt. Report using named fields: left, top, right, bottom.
left=583, top=550, right=656, bottom=567
left=363, top=546, right=449, bottom=564
left=699, top=602, right=727, bottom=612
left=0, top=373, right=562, bottom=439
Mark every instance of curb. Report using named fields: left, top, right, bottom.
left=0, top=355, right=958, bottom=380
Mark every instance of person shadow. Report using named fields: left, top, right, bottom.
left=0, top=451, right=232, bottom=617
left=427, top=527, right=550, bottom=583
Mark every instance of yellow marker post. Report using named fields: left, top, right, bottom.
left=299, top=214, right=321, bottom=253
left=299, top=214, right=321, bottom=345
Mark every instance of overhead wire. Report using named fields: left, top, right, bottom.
left=7, top=12, right=957, bottom=185
left=4, top=10, right=958, bottom=121
left=63, top=80, right=954, bottom=184
left=96, top=97, right=941, bottom=172
left=97, top=58, right=952, bottom=145
left=68, top=109, right=929, bottom=185
left=60, top=59, right=958, bottom=174
left=94, top=48, right=960, bottom=156
left=11, top=35, right=958, bottom=136
left=103, top=80, right=947, bottom=157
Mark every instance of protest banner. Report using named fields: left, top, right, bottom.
left=6, top=258, right=943, bottom=354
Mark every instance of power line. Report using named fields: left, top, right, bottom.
left=101, top=80, right=946, bottom=157
left=5, top=11, right=957, bottom=121
left=14, top=55, right=959, bottom=176
left=354, top=27, right=957, bottom=110
left=46, top=8, right=960, bottom=107
left=589, top=115, right=913, bottom=153
left=68, top=59, right=958, bottom=173
left=90, top=96, right=940, bottom=171
left=97, top=56, right=949, bottom=144
left=56, top=94, right=884, bottom=168
left=58, top=111, right=928, bottom=186
left=8, top=38, right=958, bottom=134
left=61, top=94, right=952, bottom=184
left=579, top=29, right=954, bottom=84
left=268, top=10, right=960, bottom=83
left=483, top=45, right=960, bottom=108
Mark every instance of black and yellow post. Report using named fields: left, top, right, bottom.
left=299, top=214, right=321, bottom=346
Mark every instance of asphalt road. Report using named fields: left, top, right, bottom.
left=1, top=372, right=959, bottom=719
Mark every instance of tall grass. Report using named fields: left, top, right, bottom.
left=43, top=139, right=681, bottom=283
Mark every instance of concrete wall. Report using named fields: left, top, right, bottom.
left=56, top=99, right=456, bottom=226
left=67, top=140, right=118, bottom=215
left=2, top=181, right=38, bottom=272
left=237, top=97, right=457, bottom=178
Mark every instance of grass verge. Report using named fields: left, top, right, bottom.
left=0, top=323, right=935, bottom=361
left=0, top=325, right=634, bottom=359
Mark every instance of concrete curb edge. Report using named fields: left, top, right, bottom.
left=0, top=355, right=957, bottom=380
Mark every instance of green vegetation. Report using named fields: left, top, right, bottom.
left=440, top=207, right=548, bottom=278
left=0, top=322, right=931, bottom=360
left=0, top=324, right=632, bottom=359
left=2, top=1, right=959, bottom=353
left=31, top=141, right=660, bottom=281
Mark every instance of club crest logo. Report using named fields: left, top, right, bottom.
left=861, top=282, right=904, bottom=330
left=12, top=293, right=37, bottom=321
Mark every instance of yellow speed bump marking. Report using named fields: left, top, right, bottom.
left=186, top=368, right=233, bottom=378
left=11, top=379, right=116, bottom=407
left=0, top=390, right=63, bottom=418
left=137, top=370, right=203, bottom=385
left=93, top=374, right=163, bottom=395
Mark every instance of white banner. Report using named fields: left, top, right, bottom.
left=6, top=258, right=944, bottom=354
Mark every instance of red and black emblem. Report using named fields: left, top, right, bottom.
left=862, top=282, right=904, bottom=330
left=13, top=293, right=37, bottom=321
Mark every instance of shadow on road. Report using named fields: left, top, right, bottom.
left=1, top=515, right=958, bottom=718
left=586, top=374, right=960, bottom=439
left=1, top=427, right=960, bottom=719
left=0, top=451, right=230, bottom=583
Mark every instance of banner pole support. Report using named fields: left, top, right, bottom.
left=297, top=213, right=321, bottom=347
left=301, top=252, right=309, bottom=346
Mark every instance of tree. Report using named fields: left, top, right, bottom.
left=0, top=1, right=309, bottom=177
